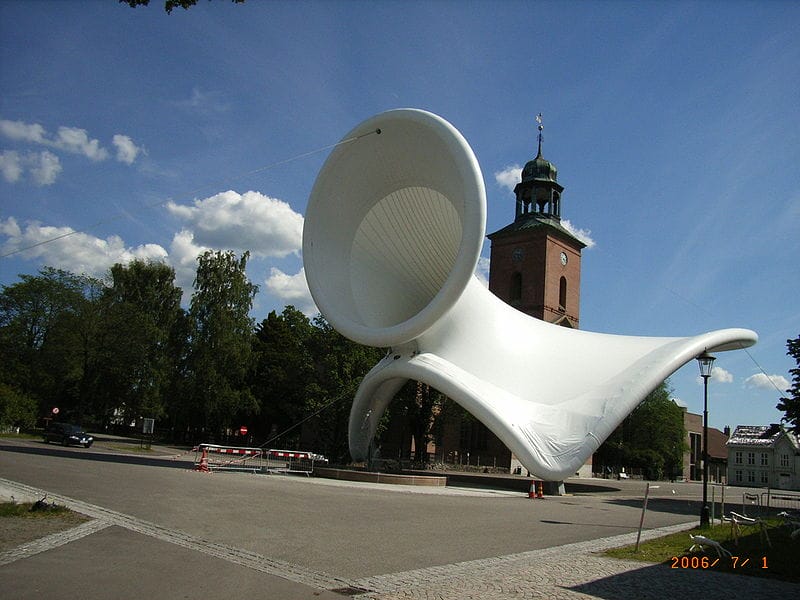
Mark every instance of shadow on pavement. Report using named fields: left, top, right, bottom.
left=604, top=497, right=699, bottom=517
left=565, top=481, right=623, bottom=494
left=0, top=442, right=193, bottom=470
left=567, top=557, right=797, bottom=598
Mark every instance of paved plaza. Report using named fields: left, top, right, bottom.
left=0, top=437, right=795, bottom=599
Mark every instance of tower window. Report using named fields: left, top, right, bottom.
left=559, top=276, right=567, bottom=310
left=510, top=272, right=522, bottom=304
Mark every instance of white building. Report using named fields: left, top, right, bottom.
left=726, top=424, right=800, bottom=490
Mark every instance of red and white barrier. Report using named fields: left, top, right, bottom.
left=193, top=444, right=263, bottom=473
left=265, top=449, right=324, bottom=475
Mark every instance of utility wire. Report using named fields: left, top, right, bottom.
left=258, top=383, right=358, bottom=450
left=1, top=128, right=380, bottom=259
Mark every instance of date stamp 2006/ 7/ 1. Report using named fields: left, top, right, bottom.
left=671, top=556, right=768, bottom=570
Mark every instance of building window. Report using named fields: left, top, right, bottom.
left=747, top=471, right=755, bottom=483
left=735, top=470, right=743, bottom=483
left=558, top=276, right=567, bottom=310
left=747, top=452, right=755, bottom=465
left=690, top=433, right=702, bottom=480
left=760, top=471, right=769, bottom=484
left=760, top=453, right=768, bottom=466
left=781, top=454, right=790, bottom=467
left=735, top=451, right=742, bottom=465
left=510, top=272, right=522, bottom=304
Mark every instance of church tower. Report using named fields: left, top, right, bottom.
left=488, top=115, right=585, bottom=327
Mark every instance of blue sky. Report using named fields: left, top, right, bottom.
left=1, top=0, right=798, bottom=432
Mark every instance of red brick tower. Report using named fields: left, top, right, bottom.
left=488, top=116, right=584, bottom=328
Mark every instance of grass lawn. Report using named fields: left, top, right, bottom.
left=0, top=500, right=76, bottom=519
left=108, top=443, right=156, bottom=453
left=0, top=500, right=90, bottom=552
left=605, top=518, right=799, bottom=582
left=0, top=431, right=40, bottom=441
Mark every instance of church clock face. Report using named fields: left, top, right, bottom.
left=560, top=251, right=568, bottom=266
left=512, top=248, right=524, bottom=263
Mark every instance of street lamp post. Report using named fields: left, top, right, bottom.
left=697, top=351, right=716, bottom=528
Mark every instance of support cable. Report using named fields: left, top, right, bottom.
left=1, top=128, right=381, bottom=259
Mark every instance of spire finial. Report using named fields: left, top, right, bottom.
left=535, top=113, right=544, bottom=157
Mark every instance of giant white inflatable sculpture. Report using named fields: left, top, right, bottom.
left=302, top=109, right=757, bottom=480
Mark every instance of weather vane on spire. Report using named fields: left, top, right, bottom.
left=535, top=113, right=544, bottom=157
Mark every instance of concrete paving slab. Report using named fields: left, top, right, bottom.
left=0, top=524, right=344, bottom=600
left=2, top=437, right=797, bottom=600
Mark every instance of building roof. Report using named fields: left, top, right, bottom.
left=707, top=427, right=729, bottom=460
left=727, top=424, right=800, bottom=450
left=487, top=213, right=586, bottom=248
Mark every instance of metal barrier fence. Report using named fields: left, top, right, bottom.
left=265, top=449, right=325, bottom=475
left=762, top=489, right=800, bottom=512
left=194, top=444, right=264, bottom=473
left=740, top=488, right=800, bottom=516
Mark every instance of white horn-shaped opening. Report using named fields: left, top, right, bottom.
left=303, top=109, right=486, bottom=348
left=304, top=107, right=758, bottom=481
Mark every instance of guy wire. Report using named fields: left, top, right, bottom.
left=1, top=128, right=381, bottom=259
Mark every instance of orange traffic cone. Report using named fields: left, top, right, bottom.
left=528, top=480, right=536, bottom=499
left=537, top=481, right=544, bottom=499
left=196, top=447, right=210, bottom=472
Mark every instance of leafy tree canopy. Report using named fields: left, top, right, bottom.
left=189, top=250, right=259, bottom=430
left=776, top=334, right=800, bottom=433
left=120, top=0, right=245, bottom=14
left=595, top=380, right=685, bottom=480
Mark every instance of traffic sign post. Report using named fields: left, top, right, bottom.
left=141, top=418, right=155, bottom=450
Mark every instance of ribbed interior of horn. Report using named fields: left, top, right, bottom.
left=351, top=186, right=461, bottom=329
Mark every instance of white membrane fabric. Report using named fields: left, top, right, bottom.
left=302, top=109, right=757, bottom=480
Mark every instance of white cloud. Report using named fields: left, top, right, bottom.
left=494, top=164, right=521, bottom=193
left=0, top=119, right=143, bottom=171
left=0, top=150, right=22, bottom=183
left=168, top=229, right=209, bottom=293
left=0, top=217, right=168, bottom=278
left=700, top=366, right=733, bottom=384
left=493, top=163, right=596, bottom=249
left=112, top=134, right=145, bottom=164
left=475, top=256, right=490, bottom=287
left=0, top=150, right=62, bottom=185
left=745, top=373, right=789, bottom=392
left=0, top=120, right=47, bottom=144
left=175, top=87, right=230, bottom=116
left=264, top=267, right=317, bottom=316
left=672, top=397, right=688, bottom=408
left=53, top=126, right=108, bottom=161
left=28, top=151, right=62, bottom=185
left=562, top=219, right=596, bottom=249
left=166, top=190, right=303, bottom=257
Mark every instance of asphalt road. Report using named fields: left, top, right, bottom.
left=0, top=436, right=714, bottom=579
left=3, top=436, right=796, bottom=600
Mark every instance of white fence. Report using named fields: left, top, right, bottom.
left=193, top=444, right=264, bottom=473
left=265, top=449, right=326, bottom=475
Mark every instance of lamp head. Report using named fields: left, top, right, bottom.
left=697, top=351, right=716, bottom=379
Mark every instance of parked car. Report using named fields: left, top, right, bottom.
left=43, top=423, right=94, bottom=448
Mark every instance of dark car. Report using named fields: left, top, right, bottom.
left=43, top=423, right=94, bottom=447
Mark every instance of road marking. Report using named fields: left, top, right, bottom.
left=0, top=518, right=112, bottom=566
left=0, top=477, right=361, bottom=592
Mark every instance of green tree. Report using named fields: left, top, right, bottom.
left=303, top=316, right=382, bottom=461
left=120, top=0, right=245, bottom=14
left=251, top=306, right=316, bottom=445
left=389, top=380, right=444, bottom=465
left=776, top=334, right=800, bottom=433
left=100, top=260, right=184, bottom=424
left=0, top=268, right=103, bottom=423
left=188, top=250, right=258, bottom=436
left=0, top=268, right=87, bottom=396
left=0, top=382, right=37, bottom=430
left=595, top=380, right=685, bottom=480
